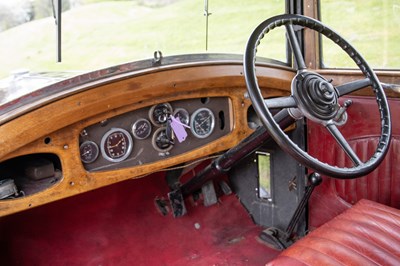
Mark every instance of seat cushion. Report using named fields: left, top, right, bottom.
left=266, top=199, right=400, bottom=265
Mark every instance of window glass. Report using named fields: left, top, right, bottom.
left=320, top=0, right=400, bottom=69
left=0, top=0, right=285, bottom=79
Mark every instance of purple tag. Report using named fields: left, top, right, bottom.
left=170, top=116, right=190, bottom=143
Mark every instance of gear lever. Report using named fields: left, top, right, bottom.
left=260, top=172, right=322, bottom=250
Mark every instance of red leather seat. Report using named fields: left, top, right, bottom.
left=267, top=199, right=400, bottom=265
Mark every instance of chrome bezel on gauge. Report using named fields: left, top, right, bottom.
left=80, top=140, right=99, bottom=164
left=149, top=103, right=173, bottom=126
left=152, top=127, right=174, bottom=153
left=173, top=108, right=190, bottom=126
left=190, top=107, right=215, bottom=138
left=100, top=128, right=133, bottom=163
left=132, top=118, right=152, bottom=140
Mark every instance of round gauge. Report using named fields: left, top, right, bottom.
left=149, top=103, right=173, bottom=126
left=80, top=141, right=99, bottom=164
left=132, top=118, right=152, bottom=140
left=173, top=108, right=190, bottom=126
left=100, top=128, right=133, bottom=162
left=152, top=127, right=173, bottom=152
left=190, top=108, right=215, bottom=138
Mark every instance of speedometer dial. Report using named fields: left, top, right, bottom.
left=190, top=108, right=215, bottom=138
left=100, top=128, right=133, bottom=162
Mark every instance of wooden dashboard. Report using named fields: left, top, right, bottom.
left=0, top=56, right=294, bottom=216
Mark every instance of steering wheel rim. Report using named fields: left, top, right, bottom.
left=244, top=14, right=391, bottom=179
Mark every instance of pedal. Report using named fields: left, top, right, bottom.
left=154, top=197, right=169, bottom=216
left=168, top=189, right=187, bottom=217
left=202, top=180, right=218, bottom=207
left=219, top=180, right=232, bottom=195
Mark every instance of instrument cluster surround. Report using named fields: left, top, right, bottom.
left=79, top=97, right=231, bottom=171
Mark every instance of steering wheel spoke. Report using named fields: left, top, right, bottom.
left=325, top=123, right=363, bottom=167
left=264, top=96, right=297, bottom=109
left=336, top=78, right=372, bottom=96
left=285, top=24, right=306, bottom=71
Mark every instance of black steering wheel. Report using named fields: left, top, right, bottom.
left=244, top=14, right=391, bottom=179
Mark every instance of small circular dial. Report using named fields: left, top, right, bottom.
left=100, top=128, right=133, bottom=162
left=173, top=108, right=190, bottom=126
left=152, top=127, right=173, bottom=152
left=132, top=118, right=152, bottom=139
left=80, top=141, right=99, bottom=164
left=149, top=103, right=173, bottom=126
left=190, top=108, right=215, bottom=138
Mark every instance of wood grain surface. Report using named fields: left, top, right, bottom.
left=0, top=63, right=293, bottom=216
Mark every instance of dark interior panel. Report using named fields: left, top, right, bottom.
left=229, top=121, right=306, bottom=234
left=0, top=153, right=62, bottom=199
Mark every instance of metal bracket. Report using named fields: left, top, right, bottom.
left=153, top=50, right=163, bottom=66
left=0, top=179, right=20, bottom=199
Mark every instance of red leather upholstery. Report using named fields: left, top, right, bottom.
left=308, top=96, right=400, bottom=227
left=333, top=137, right=400, bottom=207
left=266, top=199, right=400, bottom=265
left=309, top=137, right=400, bottom=228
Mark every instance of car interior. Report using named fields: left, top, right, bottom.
left=0, top=0, right=399, bottom=265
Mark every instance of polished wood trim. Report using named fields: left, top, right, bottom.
left=0, top=64, right=294, bottom=216
left=303, top=0, right=320, bottom=70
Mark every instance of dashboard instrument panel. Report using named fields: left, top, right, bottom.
left=0, top=57, right=298, bottom=217
left=79, top=97, right=232, bottom=171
